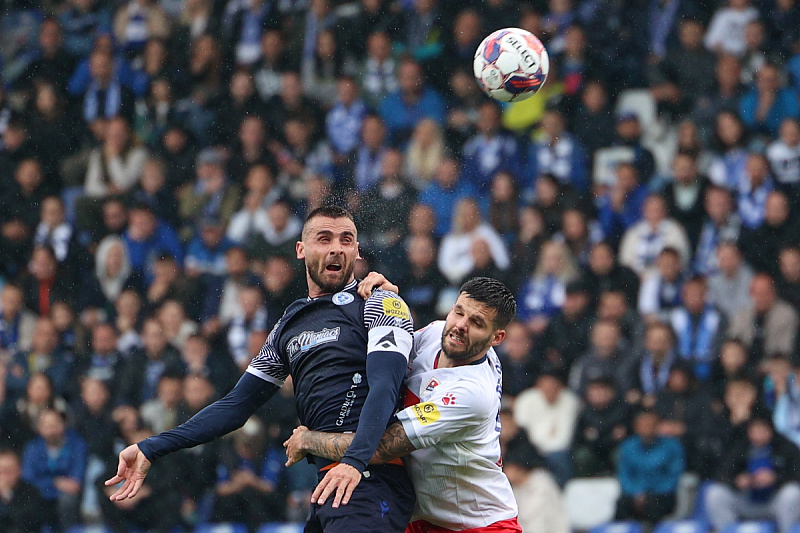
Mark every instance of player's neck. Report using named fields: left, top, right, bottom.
left=306, top=276, right=355, bottom=298
left=435, top=350, right=489, bottom=369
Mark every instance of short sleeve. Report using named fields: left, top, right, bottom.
left=246, top=321, right=289, bottom=386
left=363, top=289, right=415, bottom=361
left=397, top=382, right=494, bottom=449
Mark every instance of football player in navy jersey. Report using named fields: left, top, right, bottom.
left=106, top=206, right=417, bottom=532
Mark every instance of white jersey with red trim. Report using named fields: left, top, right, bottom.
left=396, top=321, right=518, bottom=531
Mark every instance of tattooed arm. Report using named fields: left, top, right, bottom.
left=285, top=422, right=417, bottom=467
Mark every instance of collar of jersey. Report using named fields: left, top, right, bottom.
left=434, top=352, right=489, bottom=369
left=306, top=279, right=358, bottom=301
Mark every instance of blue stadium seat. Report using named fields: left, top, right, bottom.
left=257, top=523, right=305, bottom=533
left=654, top=520, right=710, bottom=533
left=721, top=522, right=776, bottom=533
left=195, top=523, right=248, bottom=533
left=588, top=522, right=644, bottom=533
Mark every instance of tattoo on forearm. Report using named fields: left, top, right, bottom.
left=303, top=432, right=354, bottom=462
left=373, top=422, right=416, bottom=463
left=302, top=422, right=416, bottom=465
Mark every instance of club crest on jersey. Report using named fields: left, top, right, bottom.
left=442, top=393, right=457, bottom=405
left=382, top=297, right=410, bottom=320
left=332, top=292, right=354, bottom=306
left=425, top=378, right=439, bottom=392
left=286, top=327, right=341, bottom=360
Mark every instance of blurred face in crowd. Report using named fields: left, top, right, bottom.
left=159, top=300, right=186, bottom=336
left=764, top=192, right=789, bottom=227
left=142, top=319, right=168, bottom=357
left=27, top=373, right=52, bottom=404
left=564, top=25, right=586, bottom=57
left=780, top=119, right=800, bottom=147
left=239, top=287, right=263, bottom=319
left=589, top=243, right=615, bottom=275
left=103, top=200, right=128, bottom=232
left=412, top=119, right=441, bottom=149
left=454, top=199, right=481, bottom=233
left=398, top=60, right=424, bottom=97
left=634, top=411, right=659, bottom=443
left=239, top=116, right=265, bottom=151
left=92, top=324, right=118, bottom=356
left=281, top=72, right=302, bottom=105
left=261, top=30, right=283, bottom=61
left=586, top=381, right=615, bottom=409
left=598, top=291, right=627, bottom=322
left=500, top=322, right=532, bottom=362
left=15, top=159, right=43, bottom=194
left=362, top=115, right=386, bottom=150
left=657, top=250, right=682, bottom=281
left=682, top=279, right=707, bottom=315
left=643, top=195, right=667, bottom=227
left=751, top=275, right=777, bottom=314
left=226, top=247, right=248, bottom=277
left=720, top=341, right=748, bottom=374
left=89, top=50, right=113, bottom=85
left=540, top=242, right=567, bottom=276
left=477, top=102, right=501, bottom=135
left=408, top=203, right=436, bottom=236
left=262, top=256, right=294, bottom=293
left=746, top=154, right=770, bottom=187
left=615, top=163, right=639, bottom=193
left=38, top=19, right=62, bottom=55
left=705, top=187, right=732, bottom=223
left=780, top=248, right=800, bottom=283
left=582, top=81, right=607, bottom=113
left=435, top=159, right=460, bottom=189
left=183, top=336, right=209, bottom=369
left=337, top=77, right=358, bottom=106
left=29, top=247, right=57, bottom=281
left=158, top=376, right=183, bottom=409
left=184, top=375, right=214, bottom=412
left=0, top=452, right=21, bottom=493
left=726, top=380, right=756, bottom=412
left=471, top=239, right=493, bottom=269
left=0, top=285, right=24, bottom=319
left=141, top=160, right=166, bottom=194
left=380, top=149, right=403, bottom=181
left=678, top=19, right=704, bottom=50
left=716, top=112, right=743, bottom=148
left=542, top=110, right=565, bottom=140
left=717, top=243, right=742, bottom=277
left=407, top=235, right=436, bottom=270
left=230, top=70, right=255, bottom=103
left=491, top=172, right=515, bottom=203
left=453, top=10, right=481, bottom=47
left=645, top=324, right=673, bottom=359
left=756, top=64, right=781, bottom=95
left=245, top=165, right=273, bottom=196
left=748, top=419, right=774, bottom=448
left=562, top=288, right=589, bottom=318
left=115, top=290, right=141, bottom=323
left=40, top=197, right=65, bottom=228
left=672, top=153, right=697, bottom=185
left=562, top=209, right=587, bottom=242
left=38, top=410, right=65, bottom=447
left=591, top=321, right=620, bottom=358
left=667, top=367, right=691, bottom=393
left=81, top=377, right=110, bottom=413
left=128, top=208, right=157, bottom=241
left=537, top=374, right=563, bottom=404
left=367, top=31, right=391, bottom=62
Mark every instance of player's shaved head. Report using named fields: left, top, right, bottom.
left=458, top=277, right=517, bottom=329
left=302, top=205, right=356, bottom=240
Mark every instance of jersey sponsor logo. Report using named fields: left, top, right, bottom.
left=286, top=327, right=341, bottom=360
left=332, top=292, right=354, bottom=306
left=442, top=393, right=456, bottom=405
left=377, top=331, right=397, bottom=349
left=412, top=402, right=441, bottom=425
left=382, top=298, right=411, bottom=320
left=337, top=372, right=363, bottom=426
left=425, top=378, right=439, bottom=392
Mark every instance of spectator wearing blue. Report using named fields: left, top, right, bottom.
left=528, top=108, right=589, bottom=194
left=692, top=186, right=741, bottom=276
left=379, top=58, right=445, bottom=144
left=58, top=0, right=112, bottom=57
left=706, top=416, right=800, bottom=533
left=633, top=321, right=679, bottom=397
left=462, top=101, right=521, bottom=193
left=740, top=63, right=800, bottom=138
left=185, top=216, right=235, bottom=278
left=738, top=152, right=775, bottom=230
left=122, top=202, right=183, bottom=279
left=22, top=408, right=88, bottom=531
left=72, top=48, right=136, bottom=125
left=326, top=77, right=367, bottom=165
left=610, top=111, right=657, bottom=184
left=597, top=162, right=649, bottom=245
left=419, top=157, right=478, bottom=237
left=615, top=408, right=684, bottom=524
left=768, top=357, right=800, bottom=449
left=6, top=319, right=74, bottom=401
left=352, top=114, right=389, bottom=193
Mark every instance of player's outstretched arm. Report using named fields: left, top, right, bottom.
left=284, top=422, right=417, bottom=467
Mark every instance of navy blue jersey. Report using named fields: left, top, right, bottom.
left=247, top=281, right=414, bottom=465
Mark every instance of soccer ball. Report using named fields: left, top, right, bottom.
left=473, top=28, right=549, bottom=103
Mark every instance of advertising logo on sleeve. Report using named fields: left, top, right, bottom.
left=413, top=402, right=441, bottom=425
left=382, top=298, right=411, bottom=320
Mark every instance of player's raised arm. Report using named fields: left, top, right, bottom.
left=285, top=422, right=416, bottom=467
left=105, top=326, right=289, bottom=501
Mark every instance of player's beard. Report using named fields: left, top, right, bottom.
left=440, top=325, right=493, bottom=362
left=306, top=253, right=355, bottom=294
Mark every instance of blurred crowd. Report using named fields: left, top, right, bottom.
left=2, top=0, right=800, bottom=531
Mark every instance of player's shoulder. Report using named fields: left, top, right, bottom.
left=364, top=289, right=414, bottom=329
left=437, top=378, right=497, bottom=416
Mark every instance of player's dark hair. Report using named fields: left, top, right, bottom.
left=458, top=277, right=517, bottom=329
left=303, top=205, right=355, bottom=238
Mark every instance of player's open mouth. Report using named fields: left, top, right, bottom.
left=325, top=263, right=342, bottom=272
left=448, top=332, right=465, bottom=345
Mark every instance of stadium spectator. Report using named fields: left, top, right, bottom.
left=615, top=409, right=684, bottom=524
left=528, top=108, right=589, bottom=193
left=461, top=101, right=520, bottom=193
left=705, top=416, right=800, bottom=533
left=596, top=162, right=649, bottom=245
left=418, top=158, right=477, bottom=237
left=632, top=321, right=679, bottom=398
left=663, top=152, right=709, bottom=249
left=739, top=190, right=798, bottom=277
left=740, top=63, right=800, bottom=138
left=0, top=283, right=36, bottom=357
left=583, top=241, right=640, bottom=307
left=778, top=246, right=800, bottom=311
left=497, top=321, right=539, bottom=398
left=693, top=186, right=741, bottom=276
left=638, top=247, right=687, bottom=322
left=517, top=241, right=579, bottom=335
left=0, top=449, right=47, bottom=533
left=7, top=318, right=73, bottom=400
left=572, top=377, right=629, bottom=477
left=569, top=319, right=636, bottom=397
left=728, top=273, right=799, bottom=364
left=404, top=119, right=445, bottom=191
left=709, top=242, right=754, bottom=319
left=379, top=58, right=446, bottom=144
left=737, top=152, right=775, bottom=230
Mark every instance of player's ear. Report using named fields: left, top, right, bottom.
left=356, top=242, right=362, bottom=260
left=296, top=241, right=305, bottom=260
left=490, top=329, right=506, bottom=347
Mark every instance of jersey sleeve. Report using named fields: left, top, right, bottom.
left=363, top=289, right=415, bottom=359
left=246, top=320, right=289, bottom=387
left=397, top=381, right=494, bottom=449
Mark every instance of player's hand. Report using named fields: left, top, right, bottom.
left=357, top=271, right=398, bottom=299
left=104, top=444, right=152, bottom=501
left=312, top=463, right=361, bottom=508
left=284, top=425, right=310, bottom=467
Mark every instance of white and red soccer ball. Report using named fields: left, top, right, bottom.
left=473, top=28, right=549, bottom=102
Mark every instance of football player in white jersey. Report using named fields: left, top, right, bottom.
left=285, top=276, right=522, bottom=533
